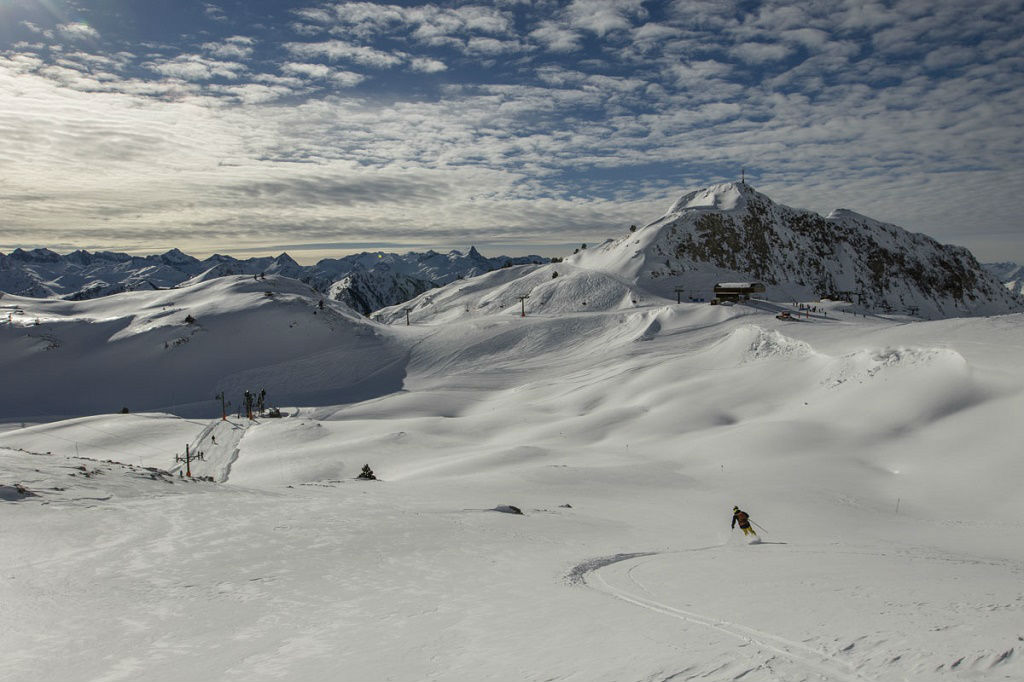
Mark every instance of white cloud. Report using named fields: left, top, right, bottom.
left=202, top=38, right=255, bottom=60
left=57, top=23, right=101, bottom=42
left=565, top=0, right=647, bottom=36
left=730, top=41, right=792, bottom=64
left=409, top=57, right=447, bottom=73
left=145, top=55, right=248, bottom=81
left=281, top=62, right=332, bottom=79
left=666, top=60, right=733, bottom=89
left=449, top=5, right=515, bottom=35
left=331, top=70, right=366, bottom=86
left=465, top=37, right=530, bottom=55
left=310, top=2, right=514, bottom=45
left=529, top=22, right=583, bottom=52
left=293, top=8, right=334, bottom=24
left=284, top=40, right=405, bottom=68
left=210, top=83, right=296, bottom=104
left=780, top=28, right=832, bottom=50
left=21, top=21, right=49, bottom=36
left=668, top=0, right=740, bottom=30
left=631, top=22, right=685, bottom=46
left=279, top=62, right=367, bottom=86
left=204, top=4, right=228, bottom=22
left=923, top=46, right=977, bottom=70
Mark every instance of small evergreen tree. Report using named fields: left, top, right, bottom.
left=357, top=464, right=377, bottom=480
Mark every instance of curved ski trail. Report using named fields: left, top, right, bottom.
left=585, top=552, right=874, bottom=682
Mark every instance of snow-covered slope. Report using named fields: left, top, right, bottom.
left=3, top=299, right=1023, bottom=681
left=571, top=183, right=1021, bottom=318
left=0, top=275, right=407, bottom=420
left=372, top=260, right=654, bottom=325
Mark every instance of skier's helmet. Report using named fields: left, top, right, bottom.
left=733, top=506, right=739, bottom=511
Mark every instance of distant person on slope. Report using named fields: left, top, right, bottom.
left=732, top=506, right=757, bottom=537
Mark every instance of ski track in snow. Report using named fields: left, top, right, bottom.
left=178, top=418, right=248, bottom=482
left=579, top=550, right=875, bottom=682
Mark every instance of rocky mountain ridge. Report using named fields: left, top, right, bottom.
left=983, top=261, right=1024, bottom=298
left=0, top=246, right=547, bottom=314
left=570, top=182, right=1021, bottom=318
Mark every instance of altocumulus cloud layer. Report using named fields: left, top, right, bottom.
left=1, top=0, right=1023, bottom=261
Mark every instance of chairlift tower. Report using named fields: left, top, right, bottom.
left=175, top=444, right=195, bottom=477
left=517, top=294, right=530, bottom=317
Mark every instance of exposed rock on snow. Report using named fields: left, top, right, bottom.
left=823, top=346, right=968, bottom=388
left=734, top=326, right=816, bottom=362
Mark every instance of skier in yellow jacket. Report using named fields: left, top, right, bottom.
left=732, top=506, right=757, bottom=537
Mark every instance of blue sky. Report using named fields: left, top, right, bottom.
left=1, top=0, right=1023, bottom=263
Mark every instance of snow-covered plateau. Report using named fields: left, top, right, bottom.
left=3, top=184, right=1024, bottom=681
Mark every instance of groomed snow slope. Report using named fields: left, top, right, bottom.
left=3, top=290, right=1024, bottom=681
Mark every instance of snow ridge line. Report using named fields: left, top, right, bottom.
left=586, top=553, right=874, bottom=682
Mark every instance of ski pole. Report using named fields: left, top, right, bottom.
left=751, top=521, right=768, bottom=534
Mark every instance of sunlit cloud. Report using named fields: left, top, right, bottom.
left=284, top=39, right=405, bottom=68
left=202, top=37, right=255, bottom=60
left=144, top=54, right=248, bottom=81
left=57, top=22, right=100, bottom=42
left=565, top=0, right=647, bottom=36
left=409, top=57, right=447, bottom=73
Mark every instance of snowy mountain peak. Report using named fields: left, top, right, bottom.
left=666, top=181, right=762, bottom=215
left=984, top=261, right=1024, bottom=298
left=158, top=248, right=199, bottom=266
left=578, top=183, right=1023, bottom=319
left=826, top=208, right=869, bottom=221
left=10, top=247, right=62, bottom=263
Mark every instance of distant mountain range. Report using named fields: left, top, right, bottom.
left=0, top=246, right=548, bottom=314
left=983, top=262, right=1024, bottom=298
left=4, top=183, right=1021, bottom=320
